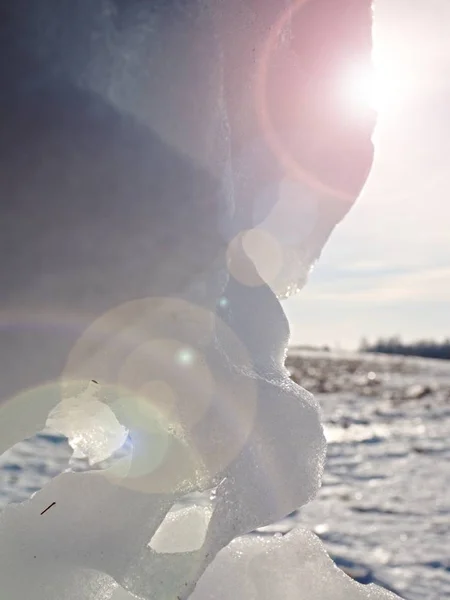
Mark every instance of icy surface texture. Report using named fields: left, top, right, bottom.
left=0, top=1, right=392, bottom=599
left=101, top=522, right=402, bottom=600
left=46, top=381, right=129, bottom=465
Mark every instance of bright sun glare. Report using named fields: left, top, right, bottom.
left=342, top=57, right=404, bottom=116
left=348, top=69, right=383, bottom=111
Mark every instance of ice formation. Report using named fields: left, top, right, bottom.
left=46, top=381, right=129, bottom=465
left=0, top=1, right=399, bottom=599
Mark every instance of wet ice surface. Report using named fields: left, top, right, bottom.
left=1, top=350, right=449, bottom=600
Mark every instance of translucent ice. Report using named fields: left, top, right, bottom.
left=0, top=1, right=397, bottom=600
left=46, top=381, right=129, bottom=465
left=98, top=523, right=402, bottom=600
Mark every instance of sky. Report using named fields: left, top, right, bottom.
left=283, top=0, right=450, bottom=349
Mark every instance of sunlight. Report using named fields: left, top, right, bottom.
left=346, top=67, right=384, bottom=112
left=341, top=52, right=406, bottom=116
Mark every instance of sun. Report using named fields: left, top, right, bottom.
left=340, top=62, right=388, bottom=115
left=339, top=53, right=406, bottom=117
left=347, top=68, right=383, bottom=112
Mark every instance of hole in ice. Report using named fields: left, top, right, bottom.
left=149, top=504, right=213, bottom=554
left=0, top=428, right=132, bottom=510
left=0, top=381, right=132, bottom=510
left=0, top=429, right=71, bottom=509
left=148, top=488, right=218, bottom=554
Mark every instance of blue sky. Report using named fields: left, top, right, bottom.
left=283, top=0, right=450, bottom=348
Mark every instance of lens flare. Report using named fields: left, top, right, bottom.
left=62, top=297, right=257, bottom=494
left=255, top=0, right=375, bottom=202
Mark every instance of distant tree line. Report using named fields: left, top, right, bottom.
left=360, top=337, right=450, bottom=360
left=291, top=344, right=331, bottom=352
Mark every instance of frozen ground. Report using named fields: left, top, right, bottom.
left=1, top=350, right=449, bottom=600
left=285, top=350, right=450, bottom=600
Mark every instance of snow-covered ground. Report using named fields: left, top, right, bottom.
left=285, top=351, right=450, bottom=600
left=1, top=351, right=449, bottom=600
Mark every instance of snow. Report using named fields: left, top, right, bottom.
left=0, top=286, right=328, bottom=599
left=1, top=352, right=449, bottom=599
left=287, top=351, right=450, bottom=600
